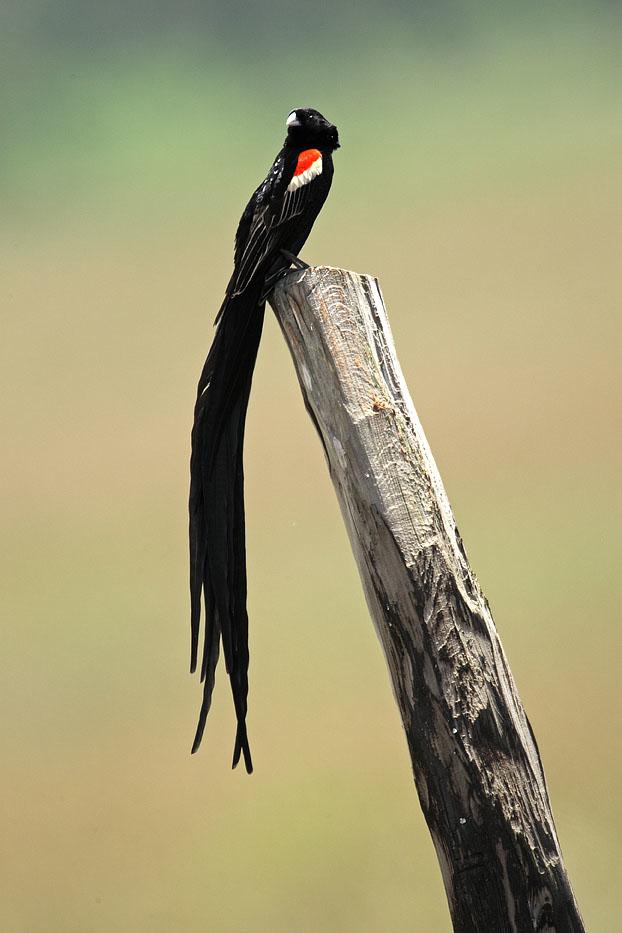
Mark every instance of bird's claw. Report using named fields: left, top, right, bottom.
left=281, top=249, right=309, bottom=271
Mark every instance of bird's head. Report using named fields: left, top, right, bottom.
left=285, top=108, right=340, bottom=152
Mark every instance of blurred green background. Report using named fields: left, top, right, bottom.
left=2, top=2, right=621, bottom=930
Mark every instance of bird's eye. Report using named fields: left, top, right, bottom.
left=286, top=111, right=301, bottom=128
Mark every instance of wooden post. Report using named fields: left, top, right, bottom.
left=269, top=266, right=584, bottom=933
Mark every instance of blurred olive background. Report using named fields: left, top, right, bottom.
left=2, top=2, right=621, bottom=931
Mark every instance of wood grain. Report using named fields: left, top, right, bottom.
left=270, top=266, right=584, bottom=932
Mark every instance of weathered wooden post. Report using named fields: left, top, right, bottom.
left=269, top=266, right=584, bottom=933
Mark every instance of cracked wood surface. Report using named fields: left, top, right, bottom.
left=270, top=266, right=584, bottom=933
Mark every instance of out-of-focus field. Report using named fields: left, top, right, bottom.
left=2, top=6, right=621, bottom=931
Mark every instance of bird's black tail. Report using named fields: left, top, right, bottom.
left=189, top=284, right=265, bottom=772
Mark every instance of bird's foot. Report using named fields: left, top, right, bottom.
left=281, top=249, right=309, bottom=271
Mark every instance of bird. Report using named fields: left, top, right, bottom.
left=189, top=108, right=340, bottom=773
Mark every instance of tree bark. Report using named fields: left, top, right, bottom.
left=269, top=266, right=584, bottom=933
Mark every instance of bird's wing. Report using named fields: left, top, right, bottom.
left=228, top=150, right=324, bottom=298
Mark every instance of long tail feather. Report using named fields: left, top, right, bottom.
left=189, top=286, right=264, bottom=772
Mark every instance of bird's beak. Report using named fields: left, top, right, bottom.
left=286, top=112, right=301, bottom=128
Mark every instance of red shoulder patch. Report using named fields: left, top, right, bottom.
left=294, top=148, right=322, bottom=176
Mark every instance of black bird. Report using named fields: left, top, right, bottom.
left=189, top=108, right=340, bottom=772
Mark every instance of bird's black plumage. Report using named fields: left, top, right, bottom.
left=189, top=108, right=340, bottom=771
